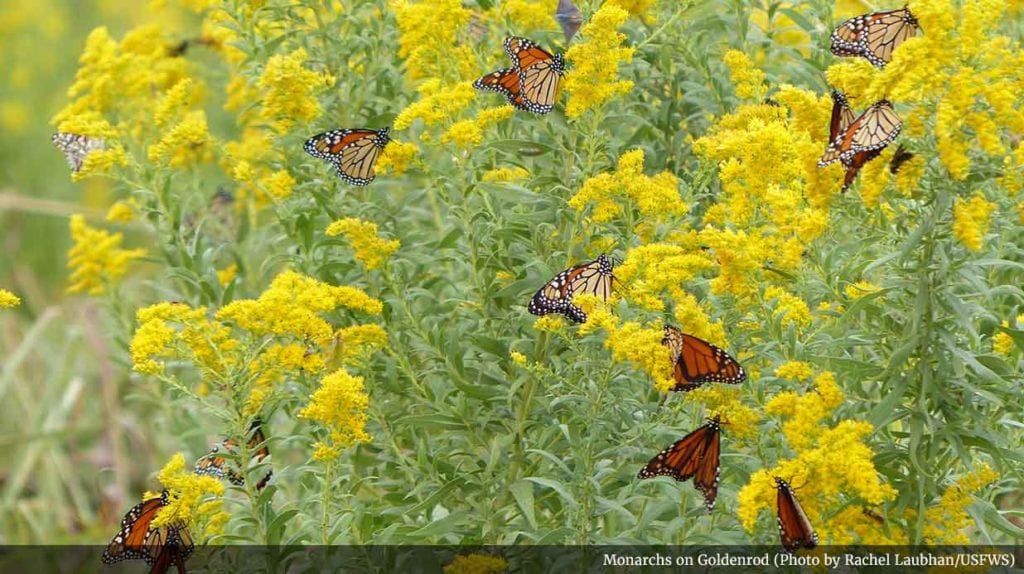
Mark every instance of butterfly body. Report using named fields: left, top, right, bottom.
left=775, top=477, right=818, bottom=552
left=474, top=36, right=564, bottom=115
left=638, top=416, right=722, bottom=512
left=102, top=490, right=194, bottom=567
left=304, top=127, right=390, bottom=185
left=527, top=254, right=614, bottom=324
left=662, top=325, right=746, bottom=391
left=830, top=7, right=919, bottom=67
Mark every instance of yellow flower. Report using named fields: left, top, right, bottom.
left=443, top=554, right=508, bottom=574
left=992, top=313, right=1024, bottom=355
left=510, top=351, right=527, bottom=366
left=218, top=271, right=382, bottom=346
left=325, top=217, right=400, bottom=270
left=391, top=0, right=472, bottom=83
left=330, top=324, right=389, bottom=367
left=105, top=200, right=135, bottom=223
left=393, top=80, right=476, bottom=131
left=257, top=48, right=332, bottom=133
left=375, top=140, right=418, bottom=176
left=74, top=144, right=129, bottom=181
left=724, top=50, right=766, bottom=100
left=0, top=289, right=20, bottom=308
left=563, top=4, right=635, bottom=118
left=154, top=78, right=195, bottom=128
left=687, top=386, right=761, bottom=440
left=67, top=214, right=146, bottom=295
left=922, top=463, right=999, bottom=544
left=260, top=169, right=295, bottom=199
left=952, top=193, right=996, bottom=251
left=532, top=315, right=565, bottom=332
left=482, top=166, right=529, bottom=183
left=440, top=106, right=515, bottom=148
left=615, top=243, right=713, bottom=310
left=774, top=361, right=813, bottom=382
left=569, top=149, right=686, bottom=224
left=300, top=369, right=371, bottom=458
left=216, top=264, right=237, bottom=286
left=130, top=302, right=238, bottom=376
left=500, top=0, right=556, bottom=31
left=147, top=111, right=214, bottom=167
left=763, top=286, right=812, bottom=328
left=845, top=281, right=882, bottom=300
left=153, top=453, right=225, bottom=529
left=607, top=0, right=655, bottom=17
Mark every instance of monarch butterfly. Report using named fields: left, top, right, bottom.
left=775, top=477, right=818, bottom=552
left=637, top=416, right=722, bottom=512
left=304, top=127, right=391, bottom=186
left=862, top=507, right=885, bottom=524
left=195, top=418, right=272, bottom=490
left=527, top=254, right=615, bottom=324
left=474, top=36, right=564, bottom=115
left=830, top=7, right=920, bottom=68
left=662, top=325, right=746, bottom=391
left=819, top=96, right=901, bottom=192
left=51, top=132, right=105, bottom=174
left=889, top=144, right=915, bottom=174
left=102, top=490, right=194, bottom=567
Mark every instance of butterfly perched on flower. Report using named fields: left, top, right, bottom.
left=304, top=127, right=391, bottom=185
left=474, top=36, right=565, bottom=115
left=638, top=415, right=723, bottom=512
left=102, top=489, right=194, bottom=569
left=830, top=7, right=919, bottom=68
left=775, top=477, right=818, bottom=552
left=662, top=325, right=746, bottom=391
left=194, top=418, right=272, bottom=490
left=51, top=132, right=105, bottom=174
left=889, top=144, right=914, bottom=174
left=528, top=254, right=615, bottom=324
left=818, top=93, right=902, bottom=192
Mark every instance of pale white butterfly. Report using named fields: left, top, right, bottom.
left=51, top=132, right=105, bottom=173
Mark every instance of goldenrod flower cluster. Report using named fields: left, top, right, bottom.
left=569, top=149, right=685, bottom=224
left=66, top=215, right=146, bottom=295
left=563, top=4, right=635, bottom=118
left=300, top=369, right=371, bottom=461
left=992, top=314, right=1024, bottom=356
left=952, top=193, right=996, bottom=252
left=152, top=453, right=227, bottom=532
left=922, top=463, right=999, bottom=544
left=325, top=218, right=401, bottom=270
left=257, top=48, right=333, bottom=134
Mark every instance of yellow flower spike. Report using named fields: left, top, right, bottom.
left=482, top=166, right=529, bottom=183
left=923, top=463, right=998, bottom=544
left=501, top=0, right=557, bottom=30
left=615, top=244, right=713, bottom=310
left=394, top=82, right=476, bottom=131
left=375, top=141, right=418, bottom=176
left=671, top=293, right=727, bottom=347
left=688, top=386, right=760, bottom=439
left=532, top=315, right=566, bottom=332
left=952, top=193, right=996, bottom=252
left=845, top=281, right=881, bottom=300
left=325, top=218, right=400, bottom=270
left=391, top=0, right=471, bottom=83
left=993, top=314, right=1024, bottom=355
left=0, top=289, right=21, bottom=309
left=147, top=111, right=214, bottom=167
left=763, top=286, right=812, bottom=328
left=105, top=200, right=135, bottom=223
left=67, top=214, right=146, bottom=295
left=563, top=4, right=635, bottom=118
left=569, top=150, right=686, bottom=226
left=154, top=78, right=195, bottom=128
left=723, top=50, right=766, bottom=101
left=257, top=48, right=331, bottom=133
left=509, top=351, right=527, bottom=366
left=300, top=369, right=372, bottom=455
left=774, top=361, right=813, bottom=382
left=260, top=170, right=295, bottom=199
left=216, top=264, right=238, bottom=286
left=443, top=553, right=508, bottom=574
left=153, top=453, right=225, bottom=529
left=331, top=324, right=389, bottom=367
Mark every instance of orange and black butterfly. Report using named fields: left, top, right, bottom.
left=830, top=7, right=919, bottom=68
left=819, top=93, right=902, bottom=192
left=194, top=418, right=272, bottom=490
left=304, top=127, right=390, bottom=185
left=637, top=415, right=722, bottom=512
left=775, top=477, right=818, bottom=552
left=527, top=254, right=615, bottom=324
left=101, top=490, right=194, bottom=570
left=662, top=325, right=746, bottom=391
left=474, top=36, right=564, bottom=115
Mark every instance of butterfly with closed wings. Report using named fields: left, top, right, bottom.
left=662, top=325, right=746, bottom=392
left=775, top=477, right=818, bottom=552
left=819, top=94, right=902, bottom=192
left=474, top=36, right=564, bottom=115
left=102, top=489, right=194, bottom=570
left=638, top=415, right=723, bottom=512
left=830, top=7, right=920, bottom=68
left=52, top=132, right=105, bottom=174
left=528, top=254, right=615, bottom=324
left=194, top=418, right=272, bottom=490
left=304, top=127, right=391, bottom=186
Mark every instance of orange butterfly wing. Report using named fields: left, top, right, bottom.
left=473, top=67, right=530, bottom=111
left=638, top=417, right=722, bottom=512
left=775, top=478, right=818, bottom=552
left=662, top=326, right=746, bottom=391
